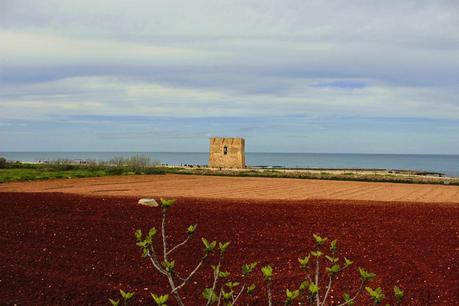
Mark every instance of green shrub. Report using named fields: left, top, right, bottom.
left=106, top=167, right=126, bottom=175
left=143, top=168, right=166, bottom=175
left=111, top=198, right=405, bottom=306
left=47, top=159, right=78, bottom=171
left=0, top=157, right=6, bottom=169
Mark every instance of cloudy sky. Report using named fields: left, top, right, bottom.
left=1, top=0, right=458, bottom=153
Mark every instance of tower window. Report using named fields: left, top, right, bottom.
left=223, top=146, right=228, bottom=155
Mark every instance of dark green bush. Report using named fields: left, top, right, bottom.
left=143, top=168, right=166, bottom=175
left=0, top=157, right=6, bottom=169
left=106, top=167, right=126, bottom=175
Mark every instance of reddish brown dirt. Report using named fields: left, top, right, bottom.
left=0, top=193, right=458, bottom=305
left=1, top=174, right=459, bottom=203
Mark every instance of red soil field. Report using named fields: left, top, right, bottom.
left=1, top=174, right=459, bottom=203
left=0, top=192, right=458, bottom=305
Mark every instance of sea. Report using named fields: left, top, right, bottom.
left=1, top=152, right=459, bottom=177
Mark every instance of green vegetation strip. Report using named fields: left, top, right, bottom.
left=0, top=157, right=457, bottom=185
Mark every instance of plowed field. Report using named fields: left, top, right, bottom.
left=0, top=192, right=458, bottom=305
left=1, top=174, right=458, bottom=203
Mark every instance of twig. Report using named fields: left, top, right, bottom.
left=320, top=275, right=333, bottom=306
left=217, top=288, right=223, bottom=306
left=166, top=272, right=184, bottom=306
left=336, top=280, right=364, bottom=306
left=232, top=283, right=246, bottom=305
left=267, top=281, right=272, bottom=306
left=161, top=208, right=168, bottom=261
left=148, top=252, right=168, bottom=276
left=315, top=253, right=320, bottom=306
left=172, top=254, right=208, bottom=293
left=206, top=252, right=225, bottom=306
left=166, top=235, right=191, bottom=256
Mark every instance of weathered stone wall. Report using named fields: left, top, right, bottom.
left=208, top=137, right=245, bottom=169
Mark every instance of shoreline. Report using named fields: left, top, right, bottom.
left=2, top=151, right=458, bottom=178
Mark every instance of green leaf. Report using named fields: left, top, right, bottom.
left=108, top=298, right=120, bottom=306
left=325, top=255, right=338, bottom=263
left=308, top=282, right=319, bottom=295
left=326, top=264, right=340, bottom=274
left=242, top=262, right=258, bottom=276
left=135, top=240, right=147, bottom=248
left=225, top=281, right=240, bottom=289
left=187, top=224, right=197, bottom=235
left=134, top=229, right=142, bottom=240
left=366, top=287, right=385, bottom=304
left=218, top=270, right=230, bottom=278
left=344, top=257, right=353, bottom=267
left=298, top=255, right=311, bottom=268
left=159, top=198, right=176, bottom=208
left=261, top=265, right=273, bottom=282
left=330, top=239, right=337, bottom=252
left=359, top=267, right=376, bottom=282
left=211, top=264, right=219, bottom=271
left=299, top=280, right=308, bottom=291
left=247, top=284, right=256, bottom=295
left=151, top=293, right=169, bottom=305
left=313, top=233, right=328, bottom=246
left=342, top=293, right=354, bottom=306
left=202, top=288, right=218, bottom=304
left=119, top=289, right=134, bottom=300
left=286, top=288, right=300, bottom=299
left=222, top=289, right=233, bottom=301
left=148, top=227, right=157, bottom=238
left=202, top=238, right=217, bottom=253
left=311, top=250, right=324, bottom=258
left=285, top=288, right=300, bottom=304
left=393, top=286, right=404, bottom=301
left=161, top=260, right=175, bottom=272
left=219, top=241, right=230, bottom=253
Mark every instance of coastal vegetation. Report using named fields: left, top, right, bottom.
left=165, top=167, right=459, bottom=185
left=0, top=156, right=165, bottom=183
left=1, top=157, right=458, bottom=185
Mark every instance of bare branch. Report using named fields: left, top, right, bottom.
left=161, top=208, right=168, bottom=261
left=147, top=246, right=167, bottom=276
left=166, top=272, right=184, bottom=306
left=315, top=254, right=320, bottom=306
left=148, top=253, right=168, bottom=276
left=336, top=280, right=364, bottom=306
left=232, top=283, right=246, bottom=305
left=217, top=288, right=223, bottom=306
left=267, top=282, right=272, bottom=306
left=166, top=235, right=191, bottom=256
left=172, top=254, right=208, bottom=294
left=320, top=275, right=333, bottom=306
left=206, top=253, right=224, bottom=306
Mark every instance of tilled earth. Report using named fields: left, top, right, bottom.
left=1, top=174, right=458, bottom=203
left=0, top=192, right=458, bottom=305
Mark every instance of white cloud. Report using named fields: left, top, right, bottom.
left=1, top=75, right=458, bottom=120
left=0, top=0, right=459, bottom=152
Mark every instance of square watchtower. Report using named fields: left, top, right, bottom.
left=208, top=137, right=245, bottom=169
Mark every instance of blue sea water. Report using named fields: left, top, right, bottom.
left=1, top=152, right=459, bottom=177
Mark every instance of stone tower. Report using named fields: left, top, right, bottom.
left=208, top=137, right=245, bottom=169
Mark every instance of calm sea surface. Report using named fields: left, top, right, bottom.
left=1, top=152, right=459, bottom=177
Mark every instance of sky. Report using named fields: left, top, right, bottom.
left=1, top=0, right=458, bottom=153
